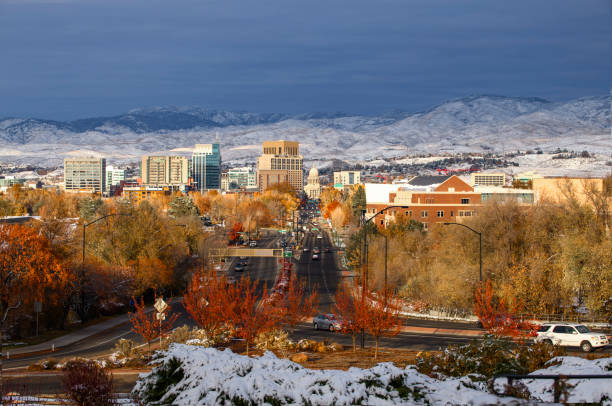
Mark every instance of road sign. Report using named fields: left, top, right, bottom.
left=154, top=297, right=168, bottom=313
left=34, top=301, right=42, bottom=313
left=155, top=312, right=166, bottom=321
left=283, top=251, right=293, bottom=258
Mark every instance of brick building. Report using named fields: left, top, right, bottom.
left=365, top=175, right=481, bottom=230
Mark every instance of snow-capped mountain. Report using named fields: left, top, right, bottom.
left=0, top=95, right=609, bottom=166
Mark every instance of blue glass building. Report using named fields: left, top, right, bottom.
left=192, top=143, right=221, bottom=192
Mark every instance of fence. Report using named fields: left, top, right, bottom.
left=494, top=374, right=612, bottom=403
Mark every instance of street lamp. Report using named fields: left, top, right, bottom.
left=443, top=222, right=482, bottom=282
left=359, top=205, right=409, bottom=348
left=80, top=213, right=131, bottom=319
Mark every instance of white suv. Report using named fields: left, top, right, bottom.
left=535, top=323, right=609, bottom=352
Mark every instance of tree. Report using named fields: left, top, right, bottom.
left=350, top=185, right=366, bottom=220
left=226, top=277, right=280, bottom=355
left=129, top=295, right=178, bottom=353
left=183, top=269, right=232, bottom=337
left=228, top=222, right=243, bottom=244
left=168, top=195, right=199, bottom=217
left=279, top=277, right=318, bottom=332
left=473, top=281, right=537, bottom=341
left=362, top=289, right=402, bottom=359
left=332, top=284, right=365, bottom=352
left=0, top=224, right=74, bottom=394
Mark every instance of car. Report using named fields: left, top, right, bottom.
left=534, top=323, right=609, bottom=352
left=234, top=264, right=245, bottom=272
left=303, top=247, right=310, bottom=252
left=249, top=240, right=257, bottom=247
left=312, top=254, right=319, bottom=260
left=313, top=314, right=341, bottom=331
left=324, top=247, right=331, bottom=253
left=313, top=248, right=320, bottom=254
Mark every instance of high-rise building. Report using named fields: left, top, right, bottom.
left=257, top=140, right=303, bottom=193
left=64, top=157, right=106, bottom=193
left=106, top=166, right=125, bottom=187
left=141, top=156, right=189, bottom=185
left=471, top=173, right=506, bottom=187
left=192, top=144, right=221, bottom=192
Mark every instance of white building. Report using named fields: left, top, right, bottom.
left=304, top=166, right=322, bottom=199
left=334, top=170, right=361, bottom=189
left=106, top=166, right=125, bottom=188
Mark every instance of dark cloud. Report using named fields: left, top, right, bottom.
left=0, top=0, right=609, bottom=119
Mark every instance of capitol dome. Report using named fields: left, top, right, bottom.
left=308, top=166, right=319, bottom=177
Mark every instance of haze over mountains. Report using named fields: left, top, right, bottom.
left=0, top=95, right=610, bottom=167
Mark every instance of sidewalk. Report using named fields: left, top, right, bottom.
left=3, top=300, right=168, bottom=358
left=4, top=313, right=133, bottom=358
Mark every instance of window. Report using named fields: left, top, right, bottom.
left=425, top=198, right=434, bottom=204
left=437, top=211, right=444, bottom=218
left=450, top=210, right=454, bottom=217
left=423, top=223, right=428, bottom=231
left=461, top=198, right=470, bottom=204
left=380, top=220, right=384, bottom=226
left=553, top=326, right=571, bottom=334
left=421, top=211, right=428, bottom=218
left=537, top=325, right=551, bottom=332
left=405, top=210, right=412, bottom=217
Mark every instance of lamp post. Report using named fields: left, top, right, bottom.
left=80, top=213, right=131, bottom=320
left=359, top=205, right=409, bottom=348
left=443, top=222, right=482, bottom=282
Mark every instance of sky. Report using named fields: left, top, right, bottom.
left=0, top=0, right=610, bottom=120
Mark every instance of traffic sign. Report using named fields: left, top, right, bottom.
left=154, top=297, right=168, bottom=313
left=283, top=251, right=293, bottom=258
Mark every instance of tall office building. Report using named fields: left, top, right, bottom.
left=257, top=140, right=303, bottom=193
left=334, top=170, right=361, bottom=188
left=64, top=157, right=106, bottom=193
left=141, top=156, right=189, bottom=185
left=192, top=144, right=221, bottom=192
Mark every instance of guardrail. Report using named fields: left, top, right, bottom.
left=494, top=374, right=612, bottom=403
left=517, top=313, right=611, bottom=325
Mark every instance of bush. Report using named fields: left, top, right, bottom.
left=415, top=335, right=565, bottom=380
left=113, top=338, right=139, bottom=359
left=62, top=359, right=115, bottom=406
left=254, top=329, right=295, bottom=351
left=163, top=325, right=234, bottom=349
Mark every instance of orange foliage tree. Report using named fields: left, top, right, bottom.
left=129, top=295, right=178, bottom=353
left=183, top=269, right=232, bottom=337
left=473, top=280, right=537, bottom=340
left=228, top=222, right=243, bottom=244
left=279, top=278, right=318, bottom=332
left=226, top=277, right=281, bottom=355
left=333, top=284, right=366, bottom=352
left=323, top=201, right=341, bottom=219
left=362, top=288, right=402, bottom=359
left=0, top=224, right=75, bottom=393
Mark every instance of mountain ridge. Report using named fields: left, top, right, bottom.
left=0, top=94, right=609, bottom=166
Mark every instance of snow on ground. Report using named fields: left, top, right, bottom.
left=134, top=344, right=521, bottom=405
left=494, top=356, right=612, bottom=404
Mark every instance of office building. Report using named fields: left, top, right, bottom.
left=141, top=156, right=189, bottom=185
left=192, top=144, right=221, bottom=192
left=106, top=166, right=125, bottom=188
left=334, top=171, right=361, bottom=189
left=228, top=167, right=257, bottom=190
left=257, top=140, right=303, bottom=193
left=471, top=173, right=506, bottom=187
left=64, top=157, right=106, bottom=194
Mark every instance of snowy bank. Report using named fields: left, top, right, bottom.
left=133, top=344, right=517, bottom=405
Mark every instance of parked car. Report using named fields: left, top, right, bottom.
left=313, top=314, right=341, bottom=331
left=534, top=323, right=609, bottom=352
left=234, top=264, right=245, bottom=272
left=249, top=240, right=257, bottom=247
left=312, top=254, right=319, bottom=260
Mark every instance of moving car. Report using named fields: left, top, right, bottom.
left=312, top=254, right=319, bottom=260
left=534, top=323, right=608, bottom=352
left=249, top=240, right=257, bottom=247
left=234, top=263, right=245, bottom=272
left=313, top=314, right=341, bottom=331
